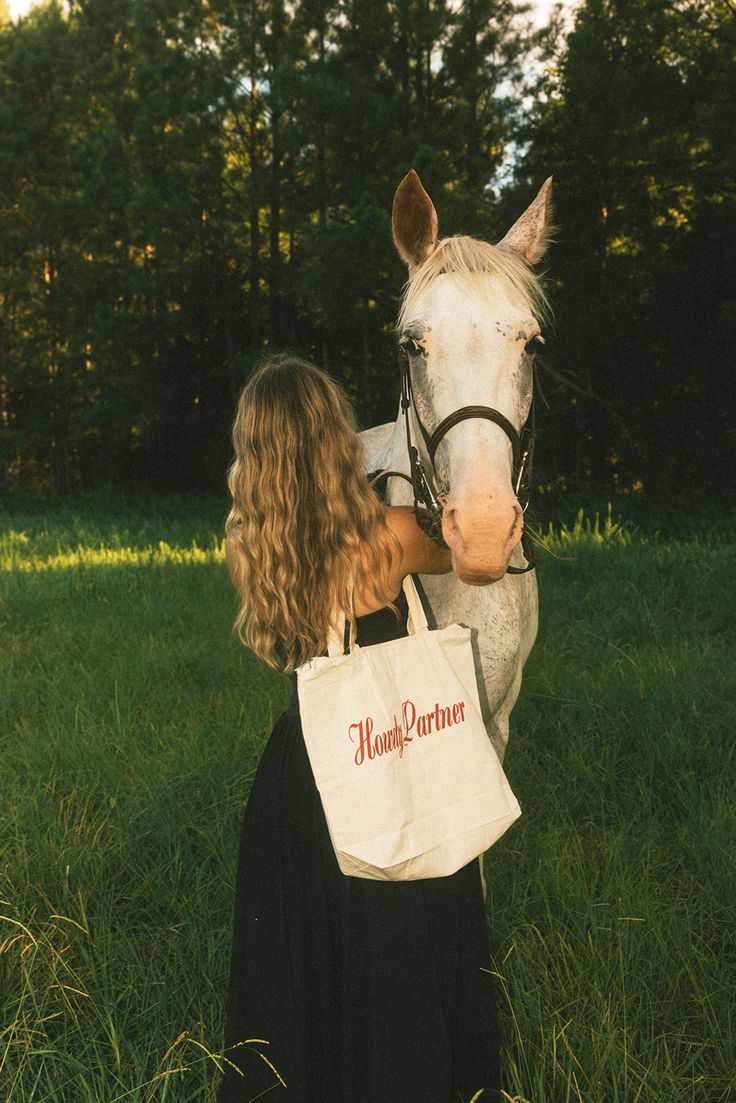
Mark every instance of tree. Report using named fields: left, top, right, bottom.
left=513, top=0, right=736, bottom=493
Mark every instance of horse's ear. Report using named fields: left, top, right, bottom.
left=497, top=176, right=554, bottom=265
left=392, top=169, right=439, bottom=270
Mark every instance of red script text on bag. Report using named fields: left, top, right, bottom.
left=349, top=698, right=467, bottom=766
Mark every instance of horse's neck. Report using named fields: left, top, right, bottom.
left=360, top=410, right=415, bottom=507
left=385, top=415, right=415, bottom=507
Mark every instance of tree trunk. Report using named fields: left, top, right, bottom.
left=248, top=69, right=261, bottom=348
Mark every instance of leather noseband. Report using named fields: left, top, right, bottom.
left=369, top=342, right=545, bottom=575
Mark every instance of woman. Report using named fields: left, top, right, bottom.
left=218, top=355, right=501, bottom=1103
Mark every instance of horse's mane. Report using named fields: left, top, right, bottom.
left=397, top=235, right=550, bottom=332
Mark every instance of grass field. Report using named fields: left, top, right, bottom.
left=1, top=489, right=734, bottom=1103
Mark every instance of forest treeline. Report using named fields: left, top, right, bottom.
left=0, top=0, right=733, bottom=497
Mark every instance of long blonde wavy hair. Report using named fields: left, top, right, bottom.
left=225, top=355, right=401, bottom=672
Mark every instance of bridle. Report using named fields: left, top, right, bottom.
left=370, top=339, right=547, bottom=575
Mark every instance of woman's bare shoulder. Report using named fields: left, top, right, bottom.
left=383, top=506, right=452, bottom=577
left=383, top=505, right=419, bottom=541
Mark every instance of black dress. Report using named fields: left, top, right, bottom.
left=217, top=586, right=501, bottom=1103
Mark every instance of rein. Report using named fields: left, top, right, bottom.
left=370, top=345, right=547, bottom=575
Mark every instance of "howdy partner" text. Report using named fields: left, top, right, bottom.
left=348, top=698, right=467, bottom=766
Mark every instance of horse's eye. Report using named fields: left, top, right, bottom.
left=399, top=336, right=422, bottom=357
left=525, top=335, right=544, bottom=357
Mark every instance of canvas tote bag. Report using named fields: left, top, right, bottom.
left=296, top=575, right=521, bottom=880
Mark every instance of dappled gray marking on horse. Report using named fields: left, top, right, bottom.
left=360, top=170, right=553, bottom=796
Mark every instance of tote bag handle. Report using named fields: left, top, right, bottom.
left=327, top=574, right=428, bottom=657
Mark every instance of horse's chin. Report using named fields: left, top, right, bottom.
left=451, top=556, right=507, bottom=586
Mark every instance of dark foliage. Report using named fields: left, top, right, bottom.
left=0, top=0, right=733, bottom=497
left=514, top=0, right=736, bottom=493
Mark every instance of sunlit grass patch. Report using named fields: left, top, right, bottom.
left=0, top=533, right=225, bottom=573
left=534, top=503, right=633, bottom=551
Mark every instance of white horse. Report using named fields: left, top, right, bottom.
left=361, top=169, right=553, bottom=768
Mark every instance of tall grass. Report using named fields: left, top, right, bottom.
left=1, top=492, right=734, bottom=1102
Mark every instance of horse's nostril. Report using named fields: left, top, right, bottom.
left=442, top=507, right=461, bottom=547
left=509, top=502, right=524, bottom=542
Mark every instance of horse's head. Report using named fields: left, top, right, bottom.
left=392, top=170, right=553, bottom=585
